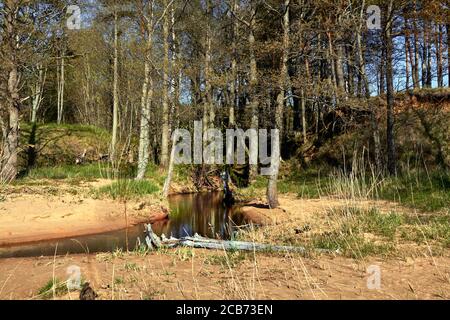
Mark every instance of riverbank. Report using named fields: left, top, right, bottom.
left=0, top=179, right=167, bottom=247
left=0, top=175, right=449, bottom=300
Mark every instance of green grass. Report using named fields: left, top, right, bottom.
left=311, top=207, right=450, bottom=257
left=124, top=262, right=140, bottom=272
left=37, top=278, right=70, bottom=299
left=256, top=165, right=450, bottom=213
left=144, top=163, right=166, bottom=186
left=19, top=123, right=111, bottom=169
left=204, top=251, right=248, bottom=268
left=311, top=232, right=394, bottom=259
left=95, top=179, right=160, bottom=199
left=339, top=207, right=405, bottom=240
left=400, top=213, right=450, bottom=247
left=278, top=170, right=325, bottom=198
left=236, top=170, right=323, bottom=201
left=378, top=172, right=450, bottom=212
left=310, top=207, right=399, bottom=258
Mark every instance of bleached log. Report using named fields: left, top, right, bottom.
left=143, top=224, right=325, bottom=254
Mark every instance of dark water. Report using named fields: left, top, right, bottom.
left=0, top=192, right=244, bottom=259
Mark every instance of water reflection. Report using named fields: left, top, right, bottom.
left=0, top=192, right=243, bottom=258
left=155, top=192, right=240, bottom=239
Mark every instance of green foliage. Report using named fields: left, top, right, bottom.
left=114, top=277, right=124, bottom=285
left=400, top=213, right=450, bottom=247
left=379, top=172, right=450, bottom=212
left=272, top=162, right=450, bottom=213
left=95, top=179, right=160, bottom=199
left=37, top=278, right=69, bottom=299
left=312, top=232, right=394, bottom=259
left=19, top=123, right=111, bottom=169
left=311, top=207, right=450, bottom=257
left=204, top=251, right=248, bottom=268
left=349, top=208, right=405, bottom=240
left=279, top=169, right=325, bottom=198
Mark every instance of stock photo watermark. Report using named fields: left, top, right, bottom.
left=367, top=5, right=382, bottom=31
left=171, top=121, right=280, bottom=176
left=366, top=265, right=381, bottom=290
left=67, top=5, right=81, bottom=30
left=66, top=265, right=82, bottom=290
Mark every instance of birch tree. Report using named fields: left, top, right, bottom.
left=136, top=0, right=174, bottom=179
left=110, top=4, right=120, bottom=161
left=267, top=0, right=290, bottom=209
left=160, top=0, right=171, bottom=168
left=136, top=0, right=155, bottom=180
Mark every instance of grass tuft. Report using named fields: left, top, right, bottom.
left=95, top=179, right=160, bottom=199
left=37, top=278, right=70, bottom=299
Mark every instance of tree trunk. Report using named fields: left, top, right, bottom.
left=248, top=6, right=259, bottom=182
left=404, top=17, right=410, bottom=90
left=346, top=46, right=355, bottom=96
left=229, top=0, right=238, bottom=128
left=379, top=47, right=385, bottom=95
left=267, top=127, right=281, bottom=209
left=421, top=25, right=428, bottom=88
left=436, top=24, right=444, bottom=88
left=301, top=89, right=307, bottom=144
left=405, top=17, right=417, bottom=89
left=136, top=4, right=154, bottom=180
left=28, top=65, right=46, bottom=170
left=111, top=8, right=119, bottom=162
left=162, top=135, right=177, bottom=197
left=1, top=67, right=20, bottom=182
left=425, top=23, right=432, bottom=88
left=302, top=58, right=311, bottom=144
left=384, top=0, right=396, bottom=175
left=412, top=5, right=420, bottom=89
left=267, top=0, right=289, bottom=209
left=137, top=66, right=153, bottom=180
left=335, top=44, right=345, bottom=94
left=161, top=0, right=171, bottom=168
left=358, top=0, right=381, bottom=171
left=171, top=5, right=180, bottom=130
left=57, top=55, right=65, bottom=124
left=1, top=1, right=21, bottom=182
left=31, top=65, right=46, bottom=124
left=447, top=24, right=450, bottom=87
left=327, top=32, right=338, bottom=99
left=2, top=105, right=19, bottom=182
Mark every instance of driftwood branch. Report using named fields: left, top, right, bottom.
left=144, top=224, right=332, bottom=254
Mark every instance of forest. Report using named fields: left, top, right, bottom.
left=0, top=0, right=449, bottom=301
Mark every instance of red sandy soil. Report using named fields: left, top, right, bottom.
left=0, top=180, right=165, bottom=246
left=0, top=250, right=448, bottom=300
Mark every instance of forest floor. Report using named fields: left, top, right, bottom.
left=0, top=176, right=449, bottom=300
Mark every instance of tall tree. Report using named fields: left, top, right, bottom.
left=384, top=0, right=397, bottom=175
left=136, top=0, right=155, bottom=180
left=0, top=0, right=21, bottom=182
left=357, top=0, right=381, bottom=171
left=160, top=0, right=172, bottom=168
left=267, top=0, right=290, bottom=209
left=110, top=3, right=120, bottom=162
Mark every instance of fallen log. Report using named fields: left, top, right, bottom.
left=144, top=224, right=332, bottom=254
